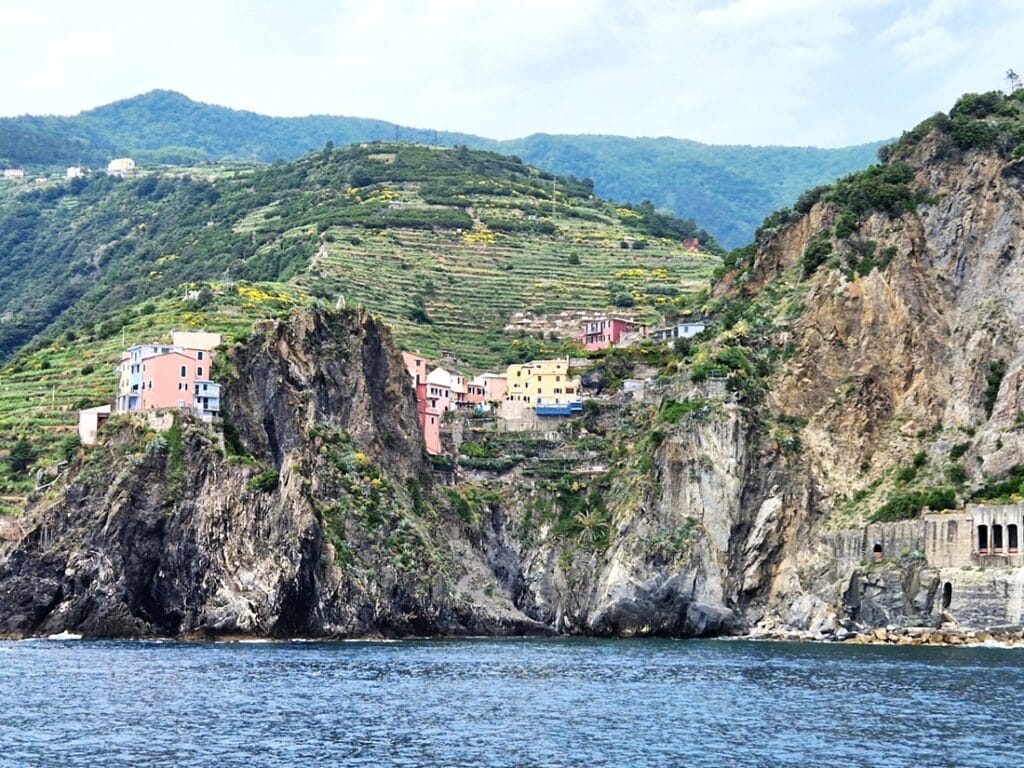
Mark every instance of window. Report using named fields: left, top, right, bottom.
left=197, top=367, right=204, bottom=377
left=197, top=351, right=204, bottom=361
left=993, top=524, right=1004, bottom=551
left=1009, top=524, right=1019, bottom=552
left=978, top=524, right=988, bottom=552
left=180, top=365, right=187, bottom=378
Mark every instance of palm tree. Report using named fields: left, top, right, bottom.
left=573, top=508, right=608, bottom=545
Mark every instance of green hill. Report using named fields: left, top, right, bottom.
left=0, top=142, right=718, bottom=364
left=0, top=90, right=884, bottom=247
left=0, top=142, right=723, bottom=500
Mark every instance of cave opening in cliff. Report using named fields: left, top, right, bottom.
left=942, top=582, right=952, bottom=611
left=993, top=525, right=1004, bottom=552
left=978, top=525, right=988, bottom=553
left=1009, top=524, right=1019, bottom=553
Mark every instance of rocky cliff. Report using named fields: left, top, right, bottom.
left=0, top=311, right=547, bottom=638
left=4, top=93, right=1024, bottom=640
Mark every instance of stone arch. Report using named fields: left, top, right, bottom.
left=1009, top=524, right=1019, bottom=553
left=942, top=582, right=953, bottom=611
left=978, top=524, right=988, bottom=552
left=993, top=524, right=1004, bottom=551
left=872, top=542, right=883, bottom=560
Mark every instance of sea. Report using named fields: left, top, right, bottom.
left=1, top=636, right=1021, bottom=767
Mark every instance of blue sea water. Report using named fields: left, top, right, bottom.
left=1, top=637, right=1021, bottom=767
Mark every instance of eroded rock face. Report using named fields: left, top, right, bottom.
left=4, top=129, right=1024, bottom=639
left=0, top=311, right=546, bottom=639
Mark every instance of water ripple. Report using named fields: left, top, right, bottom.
left=0, top=637, right=1021, bottom=767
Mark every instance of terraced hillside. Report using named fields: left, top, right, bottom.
left=0, top=283, right=304, bottom=507
left=0, top=143, right=718, bottom=367
left=0, top=143, right=720, bottom=506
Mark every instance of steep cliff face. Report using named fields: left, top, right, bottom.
left=3, top=100, right=1023, bottom=640
left=714, top=109, right=1024, bottom=633
left=0, top=310, right=544, bottom=638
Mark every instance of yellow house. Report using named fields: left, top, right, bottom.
left=504, top=358, right=581, bottom=407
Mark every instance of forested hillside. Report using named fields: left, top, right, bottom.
left=0, top=90, right=884, bottom=246
left=0, top=143, right=718, bottom=365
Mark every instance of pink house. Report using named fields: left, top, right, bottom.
left=423, top=405, right=442, bottom=455
left=577, top=318, right=637, bottom=351
left=467, top=373, right=507, bottom=405
left=480, top=374, right=508, bottom=403
left=139, top=349, right=212, bottom=411
left=402, top=351, right=429, bottom=385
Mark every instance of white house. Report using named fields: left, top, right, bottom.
left=106, top=158, right=136, bottom=177
left=78, top=405, right=112, bottom=445
left=426, top=367, right=467, bottom=410
left=65, top=166, right=85, bottom=179
left=2, top=169, right=25, bottom=180
left=651, top=321, right=707, bottom=343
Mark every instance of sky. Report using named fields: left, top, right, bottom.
left=1, top=0, right=1021, bottom=147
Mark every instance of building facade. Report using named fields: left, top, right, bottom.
left=577, top=317, right=637, bottom=351
left=114, top=332, right=222, bottom=421
left=504, top=358, right=582, bottom=409
left=106, top=158, right=136, bottom=177
left=925, top=504, right=1024, bottom=568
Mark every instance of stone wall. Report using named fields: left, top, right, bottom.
left=923, top=512, right=973, bottom=568
left=937, top=566, right=1024, bottom=628
left=828, top=520, right=925, bottom=572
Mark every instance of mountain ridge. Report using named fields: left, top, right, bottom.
left=0, top=89, right=886, bottom=247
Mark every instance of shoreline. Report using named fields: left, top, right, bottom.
left=3, top=625, right=1023, bottom=648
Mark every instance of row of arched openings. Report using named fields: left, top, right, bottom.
left=977, top=523, right=1020, bottom=554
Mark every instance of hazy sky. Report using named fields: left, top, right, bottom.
left=1, top=0, right=1021, bottom=147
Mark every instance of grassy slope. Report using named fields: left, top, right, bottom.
left=0, top=143, right=718, bottom=505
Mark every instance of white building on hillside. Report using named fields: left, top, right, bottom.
left=106, top=158, right=136, bottom=177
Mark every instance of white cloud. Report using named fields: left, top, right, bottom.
left=0, top=0, right=1021, bottom=146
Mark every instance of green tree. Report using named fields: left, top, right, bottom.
left=8, top=438, right=36, bottom=475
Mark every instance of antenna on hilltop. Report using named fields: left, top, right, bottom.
left=1007, top=69, right=1022, bottom=93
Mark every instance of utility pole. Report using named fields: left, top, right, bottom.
left=552, top=178, right=557, bottom=217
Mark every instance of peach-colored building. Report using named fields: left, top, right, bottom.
left=138, top=349, right=213, bottom=412
left=402, top=351, right=429, bottom=386
left=423, top=405, right=442, bottom=455
left=115, top=332, right=221, bottom=421
left=477, top=373, right=507, bottom=403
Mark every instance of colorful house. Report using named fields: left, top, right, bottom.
left=402, top=351, right=429, bottom=386
left=504, top=358, right=581, bottom=408
left=114, top=331, right=222, bottom=421
left=577, top=317, right=638, bottom=351
left=426, top=367, right=467, bottom=410
left=423, top=404, right=442, bottom=455
left=466, top=373, right=508, bottom=406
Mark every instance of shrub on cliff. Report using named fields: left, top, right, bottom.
left=248, top=470, right=280, bottom=493
left=870, top=487, right=955, bottom=522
